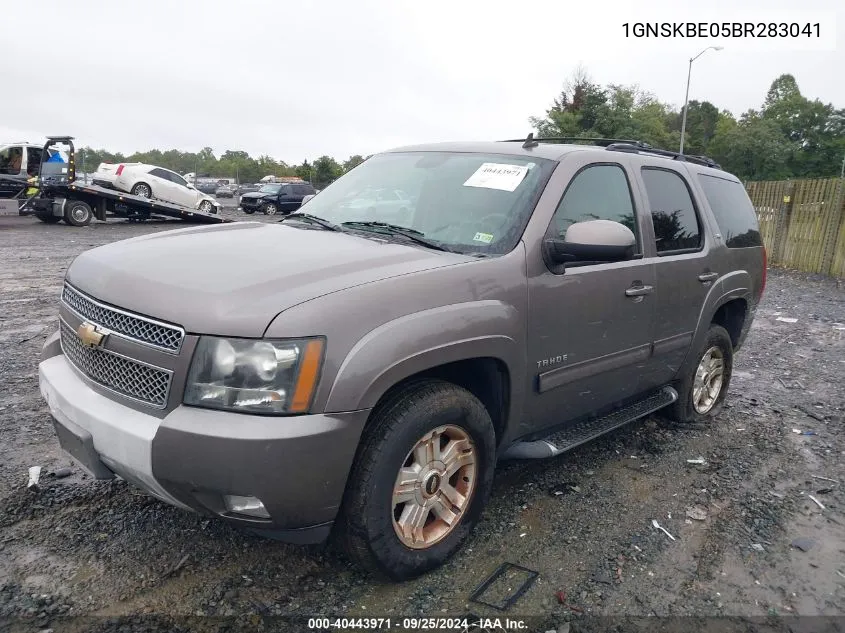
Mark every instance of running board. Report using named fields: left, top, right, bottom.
left=501, top=386, right=678, bottom=460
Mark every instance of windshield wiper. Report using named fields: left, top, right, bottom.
left=341, top=221, right=455, bottom=252
left=280, top=212, right=341, bottom=231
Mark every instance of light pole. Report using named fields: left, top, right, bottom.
left=679, top=46, right=723, bottom=155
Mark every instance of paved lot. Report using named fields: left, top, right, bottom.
left=1, top=211, right=844, bottom=632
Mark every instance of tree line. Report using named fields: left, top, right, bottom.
left=75, top=71, right=843, bottom=185
left=77, top=147, right=366, bottom=186
left=530, top=70, right=844, bottom=181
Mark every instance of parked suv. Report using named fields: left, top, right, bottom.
left=238, top=181, right=316, bottom=215
left=39, top=137, right=765, bottom=580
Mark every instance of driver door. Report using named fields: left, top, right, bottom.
left=527, top=160, right=657, bottom=429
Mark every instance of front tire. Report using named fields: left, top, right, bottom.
left=131, top=182, right=152, bottom=198
left=337, top=380, right=496, bottom=580
left=63, top=201, right=93, bottom=227
left=668, top=324, right=733, bottom=423
left=242, top=208, right=255, bottom=215
left=198, top=200, right=214, bottom=213
left=263, top=203, right=278, bottom=216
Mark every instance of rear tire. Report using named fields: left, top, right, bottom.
left=336, top=380, right=496, bottom=580
left=63, top=201, right=93, bottom=227
left=667, top=324, right=733, bottom=423
left=131, top=182, right=152, bottom=198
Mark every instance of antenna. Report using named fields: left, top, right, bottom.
left=522, top=133, right=539, bottom=149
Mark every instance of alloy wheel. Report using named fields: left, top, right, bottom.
left=692, top=346, right=725, bottom=414
left=392, top=425, right=477, bottom=549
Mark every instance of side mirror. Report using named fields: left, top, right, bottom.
left=545, top=219, right=636, bottom=265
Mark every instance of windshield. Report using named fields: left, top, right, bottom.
left=298, top=152, right=555, bottom=254
left=259, top=184, right=282, bottom=193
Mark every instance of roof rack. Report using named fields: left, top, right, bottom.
left=503, top=133, right=652, bottom=149
left=605, top=142, right=721, bottom=169
left=501, top=133, right=722, bottom=170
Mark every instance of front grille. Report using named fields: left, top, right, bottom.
left=60, top=321, right=172, bottom=408
left=62, top=284, right=184, bottom=352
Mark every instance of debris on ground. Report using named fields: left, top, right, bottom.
left=811, top=475, right=839, bottom=483
left=686, top=457, right=707, bottom=465
left=807, top=495, right=826, bottom=510
left=776, top=316, right=799, bottom=323
left=161, top=554, right=191, bottom=578
left=469, top=563, right=539, bottom=611
left=751, top=544, right=765, bottom=552
left=49, top=467, right=72, bottom=479
left=26, top=466, right=41, bottom=491
left=791, top=538, right=815, bottom=552
left=652, top=519, right=676, bottom=541
left=686, top=506, right=708, bottom=521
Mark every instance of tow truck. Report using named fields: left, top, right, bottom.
left=0, top=136, right=230, bottom=227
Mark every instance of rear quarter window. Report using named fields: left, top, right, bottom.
left=698, top=174, right=762, bottom=248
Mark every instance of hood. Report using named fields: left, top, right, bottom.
left=240, top=191, right=270, bottom=200
left=65, top=222, right=470, bottom=337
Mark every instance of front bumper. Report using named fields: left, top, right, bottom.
left=39, top=340, right=370, bottom=544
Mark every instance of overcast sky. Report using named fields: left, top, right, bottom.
left=1, top=0, right=841, bottom=165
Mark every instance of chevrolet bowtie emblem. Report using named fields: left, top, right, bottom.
left=77, top=322, right=106, bottom=348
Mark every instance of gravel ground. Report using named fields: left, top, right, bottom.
left=1, top=207, right=844, bottom=632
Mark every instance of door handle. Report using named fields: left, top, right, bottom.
left=625, top=285, right=654, bottom=297
left=698, top=272, right=719, bottom=282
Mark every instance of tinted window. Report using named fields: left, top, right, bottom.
left=698, top=174, right=762, bottom=248
left=551, top=164, right=638, bottom=250
left=641, top=168, right=701, bottom=253
left=170, top=173, right=188, bottom=187
left=149, top=168, right=168, bottom=179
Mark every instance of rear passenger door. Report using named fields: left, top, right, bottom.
left=637, top=165, right=715, bottom=387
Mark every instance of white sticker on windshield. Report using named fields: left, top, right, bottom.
left=463, top=163, right=529, bottom=192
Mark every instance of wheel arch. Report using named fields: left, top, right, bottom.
left=679, top=270, right=753, bottom=376
left=323, top=302, right=525, bottom=445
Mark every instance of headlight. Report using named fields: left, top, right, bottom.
left=184, top=336, right=325, bottom=414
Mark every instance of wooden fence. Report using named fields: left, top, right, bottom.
left=745, top=177, right=845, bottom=278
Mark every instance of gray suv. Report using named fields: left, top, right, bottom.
left=39, top=136, right=766, bottom=580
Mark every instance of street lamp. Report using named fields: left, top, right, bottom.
left=679, top=46, right=723, bottom=155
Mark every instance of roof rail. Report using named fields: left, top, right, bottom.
left=502, top=134, right=652, bottom=149
left=605, top=143, right=721, bottom=169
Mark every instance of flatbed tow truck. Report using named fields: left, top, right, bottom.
left=1, top=136, right=230, bottom=227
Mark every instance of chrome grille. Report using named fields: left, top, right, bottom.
left=60, top=320, right=172, bottom=408
left=62, top=284, right=184, bottom=352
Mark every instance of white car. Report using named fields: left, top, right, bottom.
left=92, top=163, right=220, bottom=214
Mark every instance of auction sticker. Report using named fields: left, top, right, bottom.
left=473, top=232, right=494, bottom=244
left=464, top=163, right=528, bottom=192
